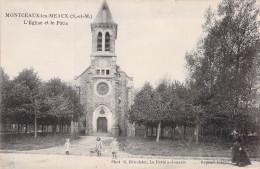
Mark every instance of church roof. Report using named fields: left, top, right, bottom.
left=116, top=65, right=133, bottom=81
left=93, top=0, right=116, bottom=24
left=74, top=66, right=90, bottom=80
left=75, top=65, right=133, bottom=81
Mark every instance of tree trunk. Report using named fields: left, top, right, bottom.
left=220, top=128, right=223, bottom=141
left=151, top=127, right=153, bottom=137
left=4, top=121, right=6, bottom=132
left=195, top=123, right=199, bottom=144
left=201, top=126, right=203, bottom=138
left=211, top=125, right=214, bottom=137
left=42, top=124, right=44, bottom=133
left=53, top=125, right=56, bottom=134
left=171, top=125, right=174, bottom=139
left=259, top=110, right=260, bottom=145
left=161, top=126, right=164, bottom=138
left=34, top=112, right=37, bottom=138
left=18, top=123, right=20, bottom=134
left=156, top=121, right=161, bottom=142
left=25, top=123, right=27, bottom=134
left=183, top=124, right=186, bottom=139
left=144, top=126, right=147, bottom=138
left=174, top=127, right=176, bottom=138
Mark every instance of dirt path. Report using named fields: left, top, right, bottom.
left=1, top=136, right=259, bottom=168
left=1, top=153, right=260, bottom=169
left=22, top=136, right=129, bottom=157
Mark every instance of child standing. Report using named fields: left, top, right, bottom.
left=110, top=137, right=118, bottom=159
left=64, top=138, right=71, bottom=155
left=96, top=137, right=103, bottom=156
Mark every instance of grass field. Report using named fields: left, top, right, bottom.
left=1, top=134, right=259, bottom=159
left=117, top=137, right=260, bottom=158
left=0, top=133, right=79, bottom=151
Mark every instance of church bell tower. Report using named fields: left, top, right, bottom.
left=91, top=0, right=117, bottom=57
left=74, top=0, right=134, bottom=137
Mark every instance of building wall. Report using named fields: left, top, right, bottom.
left=75, top=2, right=133, bottom=137
left=91, top=24, right=117, bottom=54
left=76, top=61, right=133, bottom=136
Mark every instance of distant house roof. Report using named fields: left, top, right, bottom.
left=92, top=0, right=116, bottom=24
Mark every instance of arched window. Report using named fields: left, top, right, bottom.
left=97, top=32, right=102, bottom=51
left=105, top=32, right=110, bottom=51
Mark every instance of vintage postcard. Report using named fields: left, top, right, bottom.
left=1, top=0, right=259, bottom=168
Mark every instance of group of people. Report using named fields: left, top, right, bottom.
left=231, top=131, right=251, bottom=167
left=64, top=131, right=252, bottom=166
left=64, top=137, right=119, bottom=159
left=95, top=137, right=118, bottom=158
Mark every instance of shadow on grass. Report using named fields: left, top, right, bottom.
left=0, top=133, right=79, bottom=151
left=117, top=136, right=260, bottom=158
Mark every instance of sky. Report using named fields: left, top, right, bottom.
left=1, top=0, right=222, bottom=88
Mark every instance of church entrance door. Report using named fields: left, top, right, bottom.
left=97, top=117, right=107, bottom=133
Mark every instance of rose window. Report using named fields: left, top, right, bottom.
left=96, top=82, right=109, bottom=95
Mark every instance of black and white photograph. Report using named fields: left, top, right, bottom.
left=0, top=0, right=260, bottom=168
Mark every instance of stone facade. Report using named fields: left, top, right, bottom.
left=74, top=0, right=134, bottom=137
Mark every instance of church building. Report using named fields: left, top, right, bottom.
left=74, top=0, right=134, bottom=136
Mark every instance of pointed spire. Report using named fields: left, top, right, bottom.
left=93, top=0, right=116, bottom=24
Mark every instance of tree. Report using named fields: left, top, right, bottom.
left=172, top=82, right=199, bottom=140
left=13, top=68, right=43, bottom=138
left=129, top=82, right=155, bottom=136
left=129, top=80, right=178, bottom=142
left=1, top=69, right=84, bottom=135
left=152, top=80, right=174, bottom=142
left=165, top=82, right=185, bottom=139
left=207, top=0, right=259, bottom=130
left=0, top=68, right=15, bottom=126
left=43, top=78, right=83, bottom=132
left=186, top=0, right=260, bottom=137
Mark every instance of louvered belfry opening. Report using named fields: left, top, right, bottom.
left=97, top=32, right=102, bottom=51
left=105, top=32, right=110, bottom=51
